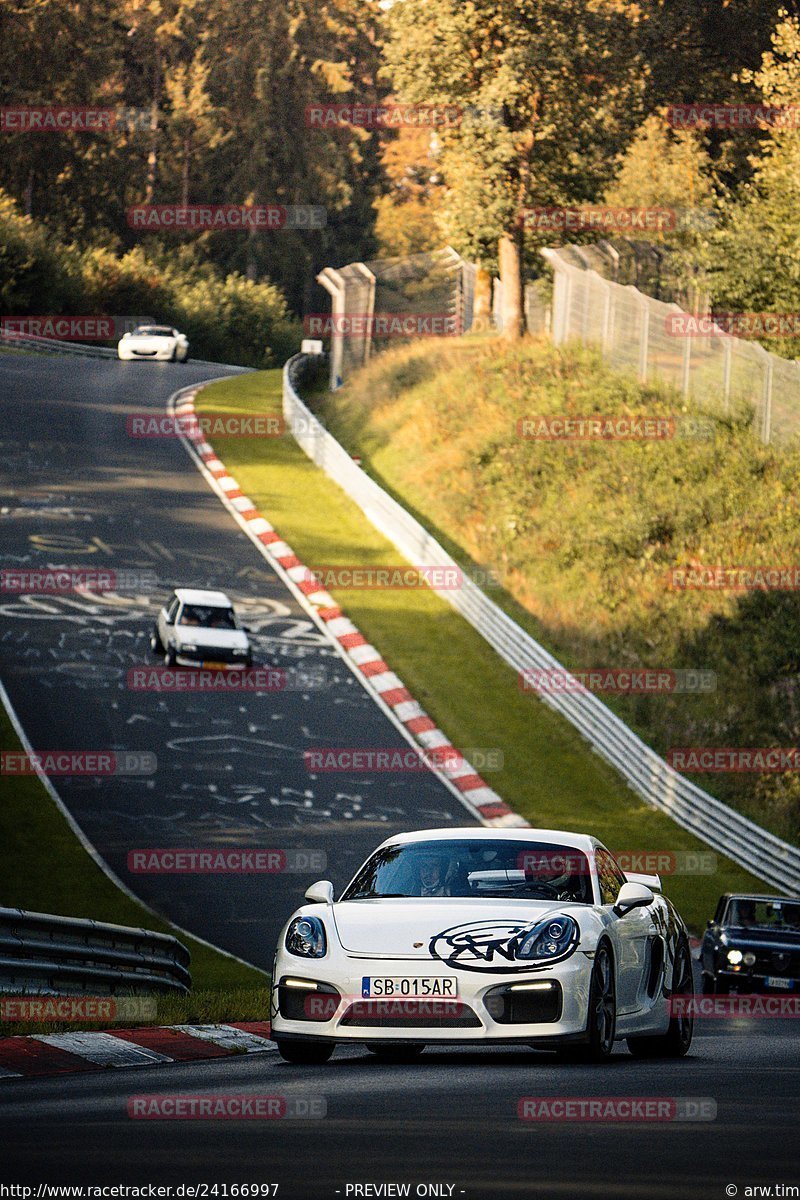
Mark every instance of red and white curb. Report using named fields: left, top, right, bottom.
left=0, top=1022, right=273, bottom=1081
left=170, top=384, right=525, bottom=830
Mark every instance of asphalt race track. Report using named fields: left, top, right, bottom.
left=0, top=353, right=473, bottom=967
left=1, top=354, right=799, bottom=1200
left=1, top=1021, right=798, bottom=1197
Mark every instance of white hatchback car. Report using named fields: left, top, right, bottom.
left=118, top=324, right=189, bottom=361
left=151, top=588, right=252, bottom=668
left=271, top=827, right=694, bottom=1064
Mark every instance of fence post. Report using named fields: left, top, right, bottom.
left=600, top=280, right=613, bottom=353
left=762, top=356, right=774, bottom=443
left=722, top=337, right=732, bottom=415
left=638, top=294, right=650, bottom=383
left=354, top=262, right=376, bottom=364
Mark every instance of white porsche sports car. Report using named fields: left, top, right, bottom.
left=271, top=828, right=694, bottom=1064
left=117, top=324, right=189, bottom=361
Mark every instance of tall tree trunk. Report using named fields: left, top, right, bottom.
left=181, top=132, right=192, bottom=207
left=144, top=61, right=161, bottom=205
left=473, top=266, right=493, bottom=332
left=23, top=169, right=34, bottom=215
left=499, top=229, right=525, bottom=340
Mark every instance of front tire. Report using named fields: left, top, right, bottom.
left=557, top=941, right=616, bottom=1062
left=627, top=938, right=694, bottom=1059
left=365, top=1043, right=425, bottom=1063
left=275, top=1038, right=333, bottom=1065
left=164, top=645, right=177, bottom=667
left=150, top=625, right=164, bottom=654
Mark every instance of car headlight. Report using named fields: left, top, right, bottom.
left=515, top=914, right=579, bottom=963
left=743, top=952, right=756, bottom=967
left=727, top=948, right=743, bottom=965
left=285, top=916, right=327, bottom=958
left=181, top=644, right=198, bottom=653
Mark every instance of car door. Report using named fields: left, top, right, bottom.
left=596, top=849, right=654, bottom=1014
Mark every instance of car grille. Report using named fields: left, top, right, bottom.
left=749, top=949, right=800, bottom=975
left=278, top=981, right=340, bottom=1022
left=484, top=982, right=562, bottom=1024
left=339, top=999, right=481, bottom=1028
left=179, top=646, right=246, bottom=664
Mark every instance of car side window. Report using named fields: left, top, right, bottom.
left=595, top=849, right=627, bottom=906
left=165, top=597, right=180, bottom=624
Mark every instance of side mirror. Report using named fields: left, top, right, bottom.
left=305, top=880, right=334, bottom=905
left=706, top=919, right=713, bottom=929
left=613, top=881, right=653, bottom=917
left=162, top=607, right=173, bottom=626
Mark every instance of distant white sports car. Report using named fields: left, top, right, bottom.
left=118, top=324, right=189, bottom=361
left=271, top=828, right=694, bottom=1064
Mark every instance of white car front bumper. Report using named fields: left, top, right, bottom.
left=270, top=952, right=594, bottom=1045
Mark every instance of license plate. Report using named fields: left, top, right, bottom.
left=361, top=976, right=458, bottom=998
left=765, top=976, right=794, bottom=990
left=202, top=661, right=230, bottom=670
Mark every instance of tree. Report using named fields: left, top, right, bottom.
left=384, top=0, right=646, bottom=339
left=603, top=112, right=718, bottom=308
left=710, top=11, right=800, bottom=358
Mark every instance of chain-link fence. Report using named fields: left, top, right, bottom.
left=543, top=246, right=800, bottom=444
left=317, top=247, right=475, bottom=389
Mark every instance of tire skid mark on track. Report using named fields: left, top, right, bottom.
left=169, top=384, right=527, bottom=831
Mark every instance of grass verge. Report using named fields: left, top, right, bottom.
left=194, top=366, right=767, bottom=934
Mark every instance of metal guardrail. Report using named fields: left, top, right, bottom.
left=284, top=354, right=800, bottom=893
left=0, top=330, right=118, bottom=358
left=0, top=908, right=191, bottom=995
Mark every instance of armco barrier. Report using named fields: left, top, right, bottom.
left=283, top=354, right=800, bottom=893
left=0, top=330, right=118, bottom=358
left=0, top=908, right=191, bottom=995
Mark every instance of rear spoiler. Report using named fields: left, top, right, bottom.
left=626, top=871, right=662, bottom=892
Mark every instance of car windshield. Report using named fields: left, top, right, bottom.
left=341, top=839, right=594, bottom=904
left=178, top=604, right=237, bottom=629
left=725, top=898, right=800, bottom=931
left=135, top=326, right=174, bottom=336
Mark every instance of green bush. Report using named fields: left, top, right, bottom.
left=0, top=189, right=301, bottom=367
